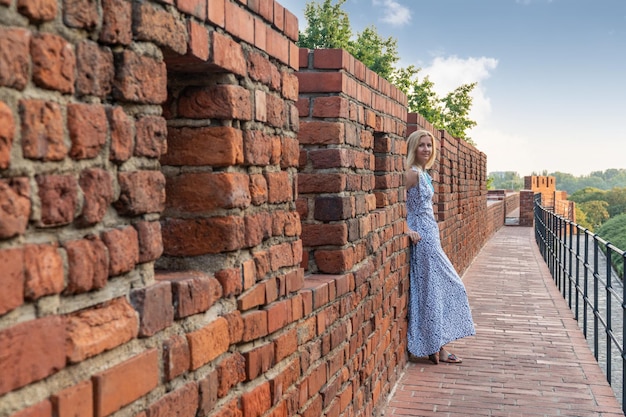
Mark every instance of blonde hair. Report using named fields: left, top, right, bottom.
left=406, top=130, right=437, bottom=170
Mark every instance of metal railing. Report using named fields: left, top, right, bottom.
left=534, top=193, right=626, bottom=412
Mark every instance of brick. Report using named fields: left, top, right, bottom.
left=66, top=297, right=138, bottom=363
left=253, top=16, right=267, bottom=53
left=115, top=170, right=166, bottom=215
left=17, top=0, right=56, bottom=21
left=243, top=130, right=273, bottom=166
left=265, top=29, right=288, bottom=66
left=107, top=106, right=133, bottom=162
left=211, top=399, right=242, bottom=417
left=198, top=369, right=219, bottom=414
left=224, top=0, right=254, bottom=44
left=146, top=382, right=198, bottom=417
left=162, top=126, right=243, bottom=167
left=241, top=382, right=271, bottom=417
left=215, top=267, right=243, bottom=297
left=135, top=2, right=187, bottom=55
left=64, top=236, right=109, bottom=294
left=249, top=173, right=268, bottom=205
left=315, top=196, right=353, bottom=221
left=165, top=172, right=251, bottom=214
left=23, top=243, right=64, bottom=300
left=135, top=115, right=167, bottom=157
left=63, top=0, right=98, bottom=29
left=0, top=101, right=13, bottom=168
left=186, top=19, right=209, bottom=61
left=93, top=349, right=159, bottom=417
left=178, top=84, right=251, bottom=120
left=266, top=299, right=290, bottom=334
left=52, top=380, right=93, bottom=417
left=237, top=282, right=265, bottom=311
left=299, top=121, right=344, bottom=145
left=298, top=173, right=346, bottom=194
left=68, top=103, right=108, bottom=159
left=244, top=212, right=272, bottom=247
left=0, top=28, right=30, bottom=90
left=210, top=30, right=247, bottom=77
left=177, top=0, right=205, bottom=20
left=266, top=93, right=284, bottom=128
left=156, top=270, right=222, bottom=318
left=265, top=171, right=292, bottom=203
left=100, top=0, right=132, bottom=45
left=274, top=327, right=297, bottom=363
left=284, top=9, right=298, bottom=42
left=241, top=310, right=267, bottom=342
left=281, top=71, right=298, bottom=101
left=269, top=359, right=299, bottom=404
left=76, top=40, right=114, bottom=97
left=134, top=221, right=163, bottom=263
left=217, top=353, right=246, bottom=397
left=161, top=216, right=245, bottom=256
left=0, top=316, right=66, bottom=395
left=0, top=247, right=24, bottom=314
left=101, top=226, right=139, bottom=276
left=243, top=343, right=273, bottom=381
left=78, top=168, right=114, bottom=225
left=20, top=99, right=66, bottom=161
left=223, top=310, right=244, bottom=344
left=11, top=400, right=53, bottom=417
left=187, top=317, right=230, bottom=369
left=113, top=50, right=167, bottom=104
left=302, top=224, right=348, bottom=247
left=0, top=177, right=30, bottom=238
left=163, top=334, right=190, bottom=381
left=130, top=281, right=173, bottom=337
left=31, top=32, right=75, bottom=93
left=247, top=52, right=272, bottom=84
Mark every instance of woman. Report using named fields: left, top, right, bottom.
left=404, top=130, right=475, bottom=364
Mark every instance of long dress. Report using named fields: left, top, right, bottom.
left=406, top=167, right=476, bottom=357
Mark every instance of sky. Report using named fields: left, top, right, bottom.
left=277, top=0, right=626, bottom=177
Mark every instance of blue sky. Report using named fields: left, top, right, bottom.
left=277, top=0, right=626, bottom=177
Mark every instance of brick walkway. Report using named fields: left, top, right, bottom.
left=383, top=226, right=624, bottom=417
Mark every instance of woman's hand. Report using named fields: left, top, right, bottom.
left=407, top=230, right=421, bottom=244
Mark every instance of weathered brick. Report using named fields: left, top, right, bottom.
left=134, top=220, right=163, bottom=263
left=163, top=334, right=190, bottom=381
left=224, top=0, right=253, bottom=45
left=0, top=177, right=30, bottom=239
left=0, top=28, right=30, bottom=90
left=156, top=270, right=222, bottom=318
left=135, top=115, right=167, bottom=158
left=244, top=212, right=272, bottom=247
left=63, top=0, right=98, bottom=29
left=11, top=400, right=53, bottom=417
left=135, top=2, right=187, bottom=54
left=161, top=126, right=243, bottom=167
left=114, top=50, right=167, bottom=104
left=17, top=0, right=56, bottom=21
left=23, top=243, right=64, bottom=300
left=31, top=32, right=75, bottom=93
left=161, top=216, right=245, bottom=256
left=187, top=317, right=230, bottom=369
left=130, top=281, right=173, bottom=337
left=241, top=382, right=271, bottom=417
left=199, top=369, right=219, bottom=416
left=115, top=171, right=166, bottom=215
left=101, top=226, right=139, bottom=276
left=274, top=327, right=297, bottom=363
left=265, top=171, right=292, bottom=203
left=210, top=30, right=246, bottom=76
left=107, top=106, right=133, bottom=163
left=0, top=316, right=66, bottom=395
left=178, top=84, right=251, bottom=120
left=0, top=247, right=24, bottom=314
left=247, top=52, right=272, bottom=85
left=243, top=343, right=273, bottom=381
left=100, top=0, right=131, bottom=44
left=165, top=172, right=251, bottom=214
left=223, top=310, right=244, bottom=344
left=211, top=399, right=242, bottom=417
left=78, top=168, right=114, bottom=225
left=207, top=0, right=225, bottom=27
left=217, top=353, right=245, bottom=397
left=0, top=101, right=13, bottom=169
left=64, top=236, right=109, bottom=294
left=68, top=103, right=108, bottom=159
left=92, top=349, right=158, bottom=417
left=241, top=310, right=268, bottom=342
left=147, top=381, right=198, bottom=417
left=298, top=121, right=344, bottom=145
left=66, top=297, right=138, bottom=362
left=242, top=130, right=273, bottom=166
left=76, top=40, right=114, bottom=97
left=20, top=99, right=66, bottom=161
left=215, top=268, right=243, bottom=297
left=249, top=173, right=268, bottom=205
left=314, top=248, right=354, bottom=274
left=266, top=299, right=290, bottom=334
left=52, top=380, right=93, bottom=417
left=266, top=93, right=284, bottom=128
left=281, top=137, right=299, bottom=168
left=185, top=19, right=209, bottom=61
left=37, top=174, right=78, bottom=226
left=176, top=0, right=205, bottom=20
left=237, top=282, right=266, bottom=311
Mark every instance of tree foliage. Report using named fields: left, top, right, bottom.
left=298, top=0, right=477, bottom=142
left=596, top=213, right=626, bottom=278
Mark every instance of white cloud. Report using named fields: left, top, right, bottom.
left=372, top=0, right=412, bottom=26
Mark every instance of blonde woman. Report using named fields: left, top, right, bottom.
left=404, top=130, right=475, bottom=364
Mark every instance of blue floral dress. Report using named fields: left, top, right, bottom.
left=406, top=167, right=475, bottom=357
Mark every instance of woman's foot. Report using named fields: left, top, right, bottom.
left=428, top=353, right=439, bottom=364
left=439, top=349, right=462, bottom=363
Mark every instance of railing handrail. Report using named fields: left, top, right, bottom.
left=534, top=193, right=626, bottom=413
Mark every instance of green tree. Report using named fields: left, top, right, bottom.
left=604, top=187, right=626, bottom=217
left=440, top=83, right=477, bottom=144
left=349, top=26, right=398, bottom=80
left=298, top=0, right=352, bottom=49
left=579, top=200, right=609, bottom=229
left=596, top=213, right=626, bottom=278
left=574, top=206, right=593, bottom=231
left=569, top=187, right=606, bottom=204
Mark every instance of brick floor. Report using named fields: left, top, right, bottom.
left=382, top=226, right=624, bottom=417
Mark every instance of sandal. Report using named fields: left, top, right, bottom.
left=428, top=353, right=439, bottom=364
left=439, top=352, right=462, bottom=363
